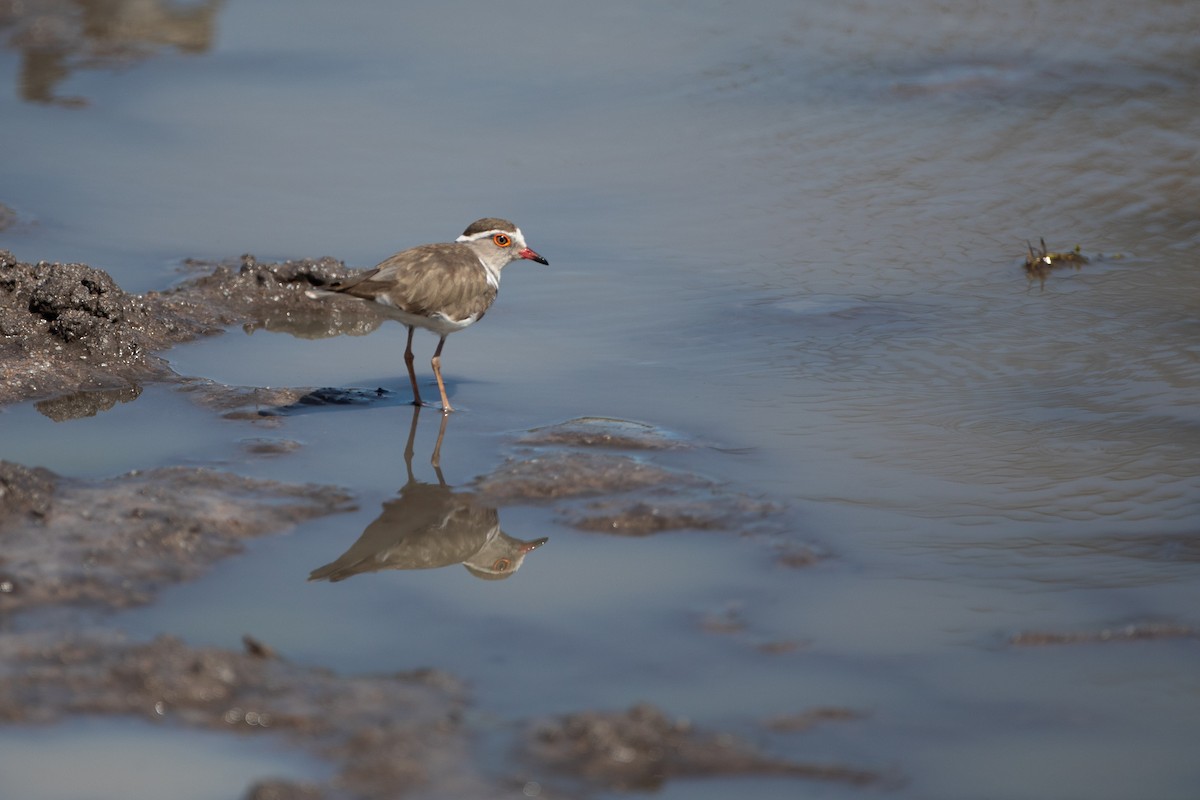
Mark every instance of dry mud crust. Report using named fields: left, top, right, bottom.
left=0, top=460, right=355, bottom=613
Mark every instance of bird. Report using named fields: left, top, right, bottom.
left=308, top=218, right=549, bottom=412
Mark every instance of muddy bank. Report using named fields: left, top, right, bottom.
left=0, top=250, right=371, bottom=409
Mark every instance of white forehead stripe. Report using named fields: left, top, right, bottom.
left=456, top=227, right=524, bottom=243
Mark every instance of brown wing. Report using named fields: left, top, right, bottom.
left=331, top=243, right=497, bottom=322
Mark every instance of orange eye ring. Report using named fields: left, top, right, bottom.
left=493, top=234, right=511, bottom=247
left=492, top=557, right=512, bottom=571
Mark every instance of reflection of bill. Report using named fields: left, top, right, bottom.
left=308, top=408, right=547, bottom=583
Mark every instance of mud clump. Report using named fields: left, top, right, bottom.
left=0, top=251, right=376, bottom=409
left=159, top=254, right=366, bottom=334
left=525, top=703, right=882, bottom=790
left=0, top=460, right=355, bottom=613
left=0, top=252, right=206, bottom=404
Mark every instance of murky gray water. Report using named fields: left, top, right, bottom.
left=3, top=0, right=1199, bottom=797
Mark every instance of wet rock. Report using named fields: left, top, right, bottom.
left=0, top=460, right=355, bottom=613
left=525, top=703, right=881, bottom=791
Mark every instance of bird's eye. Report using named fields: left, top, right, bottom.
left=492, top=557, right=512, bottom=571
left=493, top=234, right=511, bottom=247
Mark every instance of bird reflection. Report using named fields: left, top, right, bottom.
left=308, top=407, right=547, bottom=583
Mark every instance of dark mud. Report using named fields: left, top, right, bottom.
left=0, top=250, right=369, bottom=409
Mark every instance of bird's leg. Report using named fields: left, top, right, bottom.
left=430, top=336, right=453, bottom=413
left=403, top=325, right=423, bottom=406
left=431, top=410, right=449, bottom=476
left=402, top=404, right=420, bottom=482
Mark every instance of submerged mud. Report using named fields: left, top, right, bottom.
left=526, top=703, right=883, bottom=791
left=0, top=630, right=882, bottom=799
left=0, top=632, right=477, bottom=799
left=478, top=418, right=783, bottom=538
left=0, top=460, right=355, bottom=613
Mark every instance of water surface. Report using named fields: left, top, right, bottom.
left=2, top=1, right=1198, bottom=798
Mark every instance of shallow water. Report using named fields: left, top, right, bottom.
left=0, top=717, right=328, bottom=800
left=3, top=0, right=1199, bottom=798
